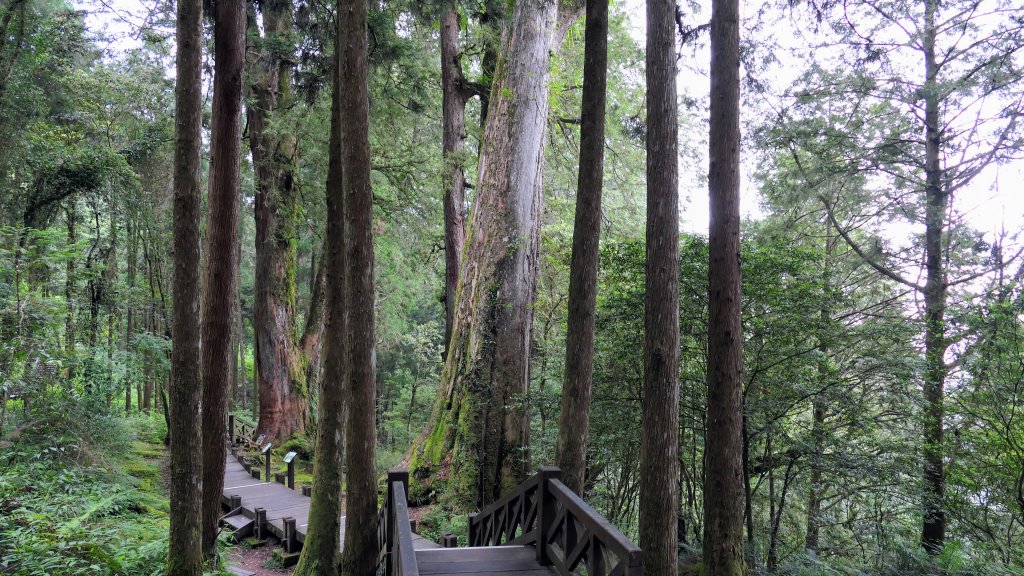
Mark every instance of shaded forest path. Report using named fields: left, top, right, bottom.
left=222, top=416, right=640, bottom=575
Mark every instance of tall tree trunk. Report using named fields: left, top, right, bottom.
left=126, top=218, right=137, bottom=414
left=639, top=0, right=680, bottom=573
left=292, top=8, right=346, bottom=573
left=556, top=0, right=607, bottom=497
left=200, top=0, right=245, bottom=559
left=339, top=1, right=376, bottom=571
left=703, top=0, right=745, bottom=572
left=410, top=0, right=557, bottom=510
left=920, top=0, right=946, bottom=554
left=166, top=0, right=204, bottom=568
left=440, top=0, right=466, bottom=359
left=248, top=0, right=310, bottom=442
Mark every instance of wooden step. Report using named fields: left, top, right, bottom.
left=226, top=566, right=256, bottom=576
left=221, top=512, right=255, bottom=541
left=415, top=545, right=556, bottom=575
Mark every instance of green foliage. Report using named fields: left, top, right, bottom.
left=0, top=414, right=170, bottom=576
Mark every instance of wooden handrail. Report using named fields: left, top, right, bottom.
left=468, top=466, right=642, bottom=576
left=227, top=414, right=257, bottom=446
left=377, top=470, right=419, bottom=576
left=545, top=479, right=642, bottom=575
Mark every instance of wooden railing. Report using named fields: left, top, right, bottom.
left=469, top=467, right=642, bottom=576
left=377, top=470, right=419, bottom=576
left=228, top=414, right=256, bottom=446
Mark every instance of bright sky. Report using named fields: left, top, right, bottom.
left=82, top=0, right=1024, bottom=243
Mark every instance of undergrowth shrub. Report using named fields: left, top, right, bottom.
left=0, top=410, right=175, bottom=575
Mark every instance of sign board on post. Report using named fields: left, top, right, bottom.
left=256, top=434, right=267, bottom=446
left=283, top=451, right=297, bottom=464
left=262, top=443, right=273, bottom=454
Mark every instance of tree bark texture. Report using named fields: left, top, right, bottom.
left=440, top=0, right=466, bottom=360
left=703, top=0, right=745, bottom=572
left=292, top=10, right=346, bottom=572
left=248, top=0, right=311, bottom=442
left=200, top=0, right=245, bottom=559
left=556, top=0, right=607, bottom=497
left=639, top=0, right=680, bottom=574
left=166, top=0, right=203, bottom=569
left=338, top=0, right=377, bottom=572
left=411, top=0, right=557, bottom=510
left=920, top=0, right=946, bottom=554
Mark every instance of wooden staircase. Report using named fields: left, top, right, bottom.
left=378, top=469, right=642, bottom=576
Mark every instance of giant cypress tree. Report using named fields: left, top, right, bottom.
left=411, top=0, right=558, bottom=508
left=199, top=0, right=245, bottom=559
left=167, top=0, right=203, bottom=569
left=247, top=0, right=325, bottom=442
left=703, top=0, right=745, bottom=571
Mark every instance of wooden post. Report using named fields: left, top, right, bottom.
left=251, top=469, right=260, bottom=480
left=287, top=459, right=295, bottom=489
left=255, top=507, right=267, bottom=539
left=275, top=472, right=286, bottom=485
left=441, top=532, right=457, bottom=548
left=230, top=494, right=241, bottom=509
left=283, top=517, right=296, bottom=552
left=410, top=520, right=417, bottom=534
left=386, top=470, right=408, bottom=576
left=535, top=467, right=561, bottom=565
left=302, top=484, right=312, bottom=497
left=468, top=513, right=479, bottom=547
left=228, top=414, right=235, bottom=445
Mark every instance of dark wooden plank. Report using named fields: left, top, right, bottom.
left=415, top=546, right=556, bottom=575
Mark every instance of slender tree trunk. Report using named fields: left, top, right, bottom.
left=556, top=0, right=607, bottom=497
left=703, top=0, right=745, bottom=572
left=920, top=0, right=946, bottom=555
left=440, top=0, right=466, bottom=359
left=248, top=0, right=310, bottom=442
left=65, top=205, right=76, bottom=382
left=166, top=0, right=204, bottom=568
left=339, top=0, right=377, bottom=571
left=200, top=0, right=245, bottom=559
left=410, top=0, right=557, bottom=509
left=126, top=218, right=136, bottom=414
left=806, top=228, right=834, bottom=553
left=292, top=10, right=346, bottom=572
left=106, top=212, right=118, bottom=403
left=639, top=0, right=680, bottom=573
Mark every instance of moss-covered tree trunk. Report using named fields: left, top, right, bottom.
left=248, top=0, right=319, bottom=442
left=411, top=0, right=556, bottom=510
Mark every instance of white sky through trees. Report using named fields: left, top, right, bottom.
left=82, top=0, right=1024, bottom=240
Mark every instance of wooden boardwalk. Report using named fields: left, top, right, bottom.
left=222, top=416, right=637, bottom=575
left=220, top=454, right=439, bottom=550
